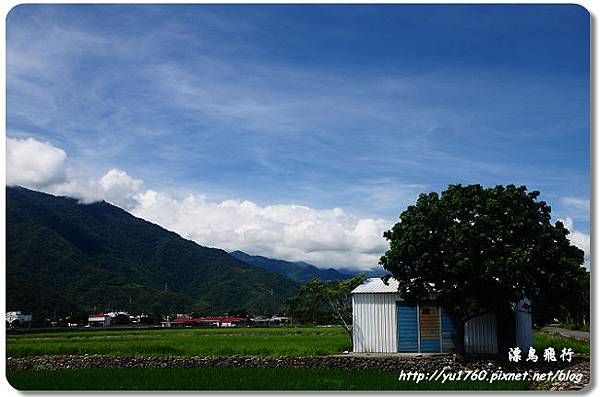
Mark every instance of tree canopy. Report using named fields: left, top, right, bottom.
left=379, top=184, right=586, bottom=355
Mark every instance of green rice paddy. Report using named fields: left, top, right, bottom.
left=7, top=326, right=351, bottom=358
left=6, top=367, right=529, bottom=391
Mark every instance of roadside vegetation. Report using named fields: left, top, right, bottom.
left=558, top=323, right=589, bottom=332
left=533, top=331, right=589, bottom=358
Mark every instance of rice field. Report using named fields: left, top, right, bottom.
left=6, top=367, right=529, bottom=391
left=7, top=326, right=351, bottom=358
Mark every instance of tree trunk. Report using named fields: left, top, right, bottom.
left=345, top=326, right=353, bottom=350
left=454, top=321, right=466, bottom=358
left=495, top=307, right=516, bottom=362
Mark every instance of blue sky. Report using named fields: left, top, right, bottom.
left=6, top=4, right=590, bottom=268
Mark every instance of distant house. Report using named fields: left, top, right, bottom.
left=252, top=316, right=290, bottom=327
left=160, top=316, right=251, bottom=328
left=106, top=311, right=130, bottom=318
left=88, top=313, right=112, bottom=327
left=351, top=278, right=532, bottom=354
left=269, top=316, right=290, bottom=326
left=6, top=311, right=32, bottom=326
left=219, top=317, right=251, bottom=327
left=130, top=313, right=148, bottom=324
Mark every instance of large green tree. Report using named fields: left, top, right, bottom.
left=380, top=184, right=586, bottom=357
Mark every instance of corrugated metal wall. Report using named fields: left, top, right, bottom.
left=352, top=293, right=400, bottom=352
left=464, top=312, right=498, bottom=354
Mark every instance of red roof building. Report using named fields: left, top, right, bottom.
left=160, top=316, right=250, bottom=328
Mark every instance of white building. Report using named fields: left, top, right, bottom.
left=88, top=313, right=112, bottom=326
left=352, top=278, right=532, bottom=354
left=6, top=311, right=32, bottom=326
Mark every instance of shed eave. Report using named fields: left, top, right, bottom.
left=351, top=277, right=401, bottom=294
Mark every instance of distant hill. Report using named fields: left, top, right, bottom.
left=230, top=250, right=387, bottom=283
left=6, top=186, right=299, bottom=316
left=338, top=266, right=389, bottom=278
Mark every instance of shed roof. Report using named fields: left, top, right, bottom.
left=351, top=277, right=400, bottom=294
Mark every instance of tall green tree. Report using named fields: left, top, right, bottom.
left=380, top=184, right=586, bottom=357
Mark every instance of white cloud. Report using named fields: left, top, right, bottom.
left=98, top=169, right=144, bottom=210
left=7, top=137, right=67, bottom=188
left=559, top=217, right=590, bottom=264
left=132, top=190, right=390, bottom=269
left=6, top=137, right=144, bottom=209
left=46, top=173, right=102, bottom=204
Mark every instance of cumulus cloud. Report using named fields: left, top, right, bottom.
left=7, top=137, right=67, bottom=188
left=559, top=217, right=590, bottom=264
left=6, top=136, right=143, bottom=209
left=50, top=168, right=144, bottom=210
left=98, top=169, right=144, bottom=210
left=132, top=190, right=390, bottom=269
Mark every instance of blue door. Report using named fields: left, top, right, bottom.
left=397, top=302, right=418, bottom=352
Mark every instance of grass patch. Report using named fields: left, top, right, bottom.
left=559, top=323, right=589, bottom=332
left=6, top=368, right=529, bottom=391
left=533, top=331, right=589, bottom=358
left=7, top=328, right=351, bottom=358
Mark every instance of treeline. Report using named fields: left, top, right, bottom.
left=285, top=274, right=366, bottom=337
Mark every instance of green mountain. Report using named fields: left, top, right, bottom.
left=6, top=186, right=299, bottom=316
left=230, top=250, right=353, bottom=283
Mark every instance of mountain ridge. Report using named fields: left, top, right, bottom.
left=230, top=250, right=388, bottom=282
left=6, top=186, right=299, bottom=316
left=230, top=250, right=352, bottom=283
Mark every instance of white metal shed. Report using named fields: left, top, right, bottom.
left=351, top=278, right=532, bottom=354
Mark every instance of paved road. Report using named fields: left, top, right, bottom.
left=540, top=326, right=589, bottom=341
